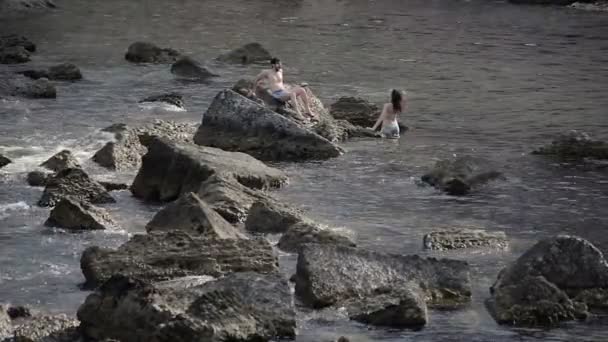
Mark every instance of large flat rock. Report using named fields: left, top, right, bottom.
left=80, top=231, right=278, bottom=288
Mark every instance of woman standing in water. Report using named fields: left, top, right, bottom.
left=371, top=89, right=406, bottom=139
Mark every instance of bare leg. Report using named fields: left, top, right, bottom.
left=294, top=87, right=313, bottom=116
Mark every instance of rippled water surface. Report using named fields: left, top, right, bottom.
left=1, top=0, right=608, bottom=340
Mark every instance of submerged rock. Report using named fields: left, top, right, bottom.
left=193, top=89, right=342, bottom=161
left=278, top=221, right=356, bottom=253
left=39, top=150, right=80, bottom=172
left=125, top=41, right=180, bottom=64
left=533, top=130, right=608, bottom=161
left=92, top=120, right=197, bottom=171
left=487, top=235, right=608, bottom=326
left=0, top=154, right=11, bottom=169
left=421, top=156, right=504, bottom=195
left=139, top=92, right=184, bottom=109
left=2, top=76, right=56, bottom=98
left=294, top=244, right=471, bottom=309
left=26, top=171, right=50, bottom=187
left=217, top=42, right=272, bottom=64
left=38, top=168, right=115, bottom=207
left=0, top=35, right=36, bottom=52
left=48, top=63, right=82, bottom=81
left=146, top=192, right=247, bottom=239
left=130, top=137, right=287, bottom=202
left=98, top=181, right=128, bottom=191
left=78, top=272, right=296, bottom=341
left=80, top=230, right=278, bottom=288
left=170, top=56, right=218, bottom=80
left=423, top=229, right=508, bottom=250
left=45, top=197, right=117, bottom=231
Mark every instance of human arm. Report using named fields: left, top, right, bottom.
left=252, top=70, right=267, bottom=90
left=371, top=104, right=388, bottom=130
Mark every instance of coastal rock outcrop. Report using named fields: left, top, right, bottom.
left=421, top=156, right=504, bottom=195
left=38, top=168, right=115, bottom=207
left=80, top=231, right=278, bottom=288
left=78, top=272, right=296, bottom=341
left=245, top=200, right=306, bottom=234
left=125, top=42, right=180, bottom=64
left=278, top=221, right=356, bottom=253
left=217, top=42, right=272, bottom=64
left=294, top=244, right=472, bottom=310
left=45, top=197, right=117, bottom=231
left=329, top=96, right=380, bottom=127
left=146, top=192, right=247, bottom=239
left=92, top=120, right=197, bottom=171
left=487, top=235, right=608, bottom=326
left=193, top=89, right=342, bottom=161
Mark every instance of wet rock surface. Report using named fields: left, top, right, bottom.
left=533, top=130, right=608, bottom=161
left=125, top=41, right=180, bottom=64
left=139, top=93, right=184, bottom=109
left=38, top=168, right=115, bottom=207
left=421, top=156, right=504, bottom=195
left=40, top=150, right=80, bottom=172
left=0, top=154, right=11, bottom=169
left=245, top=199, right=306, bottom=234
left=217, top=42, right=272, bottom=64
left=278, top=221, right=356, bottom=253
left=170, top=56, right=218, bottom=80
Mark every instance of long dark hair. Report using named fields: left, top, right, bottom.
left=391, top=89, right=402, bottom=113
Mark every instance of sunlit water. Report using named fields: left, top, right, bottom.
left=1, top=0, right=607, bottom=340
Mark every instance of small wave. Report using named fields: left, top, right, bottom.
left=0, top=201, right=30, bottom=219
left=138, top=102, right=186, bottom=114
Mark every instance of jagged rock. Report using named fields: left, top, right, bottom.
left=130, top=137, right=287, bottom=202
left=45, top=197, right=117, bottom=231
left=533, top=130, right=608, bottom=161
left=197, top=174, right=274, bottom=224
left=329, top=96, right=380, bottom=127
left=93, top=120, right=197, bottom=171
left=37, top=168, right=115, bottom=207
left=193, top=89, right=342, bottom=161
left=278, top=221, right=356, bottom=253
left=47, top=63, right=82, bottom=81
left=217, top=42, right=272, bottom=64
left=98, top=181, right=128, bottom=191
left=80, top=231, right=278, bottom=288
left=124, top=42, right=180, bottom=64
left=146, top=192, right=247, bottom=239
left=294, top=244, right=471, bottom=309
left=78, top=272, right=296, bottom=341
left=170, top=56, right=218, bottom=80
left=0, top=154, right=11, bottom=168
left=7, top=306, right=32, bottom=320
left=487, top=235, right=608, bottom=326
left=0, top=305, right=11, bottom=339
left=344, top=286, right=428, bottom=328
left=245, top=200, right=305, bottom=234
left=423, top=229, right=508, bottom=250
left=421, top=156, right=504, bottom=195
left=139, top=93, right=184, bottom=109
left=0, top=35, right=36, bottom=52
left=12, top=314, right=79, bottom=342
left=39, top=150, right=80, bottom=172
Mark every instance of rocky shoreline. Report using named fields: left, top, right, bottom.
left=1, top=32, right=608, bottom=341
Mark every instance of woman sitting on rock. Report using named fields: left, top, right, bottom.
left=371, top=89, right=406, bottom=139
